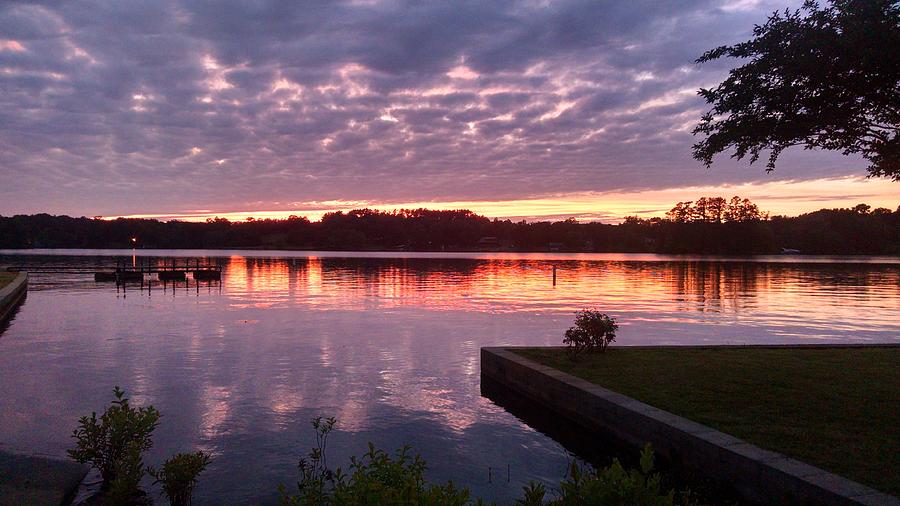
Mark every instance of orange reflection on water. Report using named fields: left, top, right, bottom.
left=213, top=256, right=900, bottom=324
left=224, top=255, right=294, bottom=307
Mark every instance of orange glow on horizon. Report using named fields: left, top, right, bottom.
left=106, top=176, right=898, bottom=224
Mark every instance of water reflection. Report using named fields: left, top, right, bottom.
left=206, top=255, right=900, bottom=332
left=0, top=252, right=897, bottom=504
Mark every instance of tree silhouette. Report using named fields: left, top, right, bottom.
left=1, top=202, right=898, bottom=254
left=693, top=0, right=900, bottom=179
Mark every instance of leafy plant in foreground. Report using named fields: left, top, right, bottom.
left=281, top=418, right=702, bottom=505
left=564, top=310, right=619, bottom=360
left=518, top=445, right=699, bottom=505
left=105, top=444, right=152, bottom=505
left=69, top=386, right=213, bottom=505
left=148, top=451, right=212, bottom=506
left=287, top=416, right=336, bottom=504
left=280, top=417, right=472, bottom=505
left=68, top=386, right=161, bottom=497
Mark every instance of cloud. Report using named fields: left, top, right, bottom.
left=0, top=0, right=883, bottom=219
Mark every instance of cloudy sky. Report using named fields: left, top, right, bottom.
left=1, top=0, right=896, bottom=222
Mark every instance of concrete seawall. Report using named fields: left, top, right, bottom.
left=0, top=270, right=28, bottom=325
left=0, top=451, right=87, bottom=505
left=481, top=347, right=897, bottom=506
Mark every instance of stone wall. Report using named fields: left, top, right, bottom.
left=481, top=347, right=896, bottom=506
left=0, top=270, right=27, bottom=325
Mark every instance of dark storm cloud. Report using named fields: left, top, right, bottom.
left=1, top=0, right=859, bottom=217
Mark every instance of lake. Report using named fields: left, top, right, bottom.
left=1, top=250, right=898, bottom=504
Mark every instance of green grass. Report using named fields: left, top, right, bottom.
left=515, top=346, right=900, bottom=496
left=0, top=272, right=16, bottom=290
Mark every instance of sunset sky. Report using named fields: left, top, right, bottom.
left=1, top=0, right=896, bottom=223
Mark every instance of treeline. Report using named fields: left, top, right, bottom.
left=1, top=200, right=898, bottom=255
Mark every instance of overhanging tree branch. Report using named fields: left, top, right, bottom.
left=692, top=0, right=900, bottom=180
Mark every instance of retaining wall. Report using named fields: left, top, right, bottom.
left=481, top=347, right=897, bottom=506
left=0, top=270, right=28, bottom=325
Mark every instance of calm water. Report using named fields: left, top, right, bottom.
left=1, top=250, right=899, bottom=504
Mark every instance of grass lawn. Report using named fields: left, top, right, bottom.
left=0, top=271, right=16, bottom=290
left=515, top=346, right=899, bottom=496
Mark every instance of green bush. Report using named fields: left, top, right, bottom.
left=148, top=451, right=211, bottom=506
left=105, top=444, right=151, bottom=505
left=282, top=418, right=702, bottom=506
left=67, top=386, right=161, bottom=498
left=518, top=445, right=698, bottom=505
left=68, top=386, right=212, bottom=505
left=280, top=417, right=472, bottom=505
left=564, top=310, right=619, bottom=359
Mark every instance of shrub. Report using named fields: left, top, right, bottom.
left=105, top=444, right=152, bottom=505
left=67, top=386, right=161, bottom=495
left=279, top=419, right=708, bottom=505
left=148, top=451, right=212, bottom=506
left=564, top=310, right=618, bottom=359
left=285, top=416, right=336, bottom=504
left=563, top=327, right=592, bottom=360
left=280, top=417, right=472, bottom=505
left=68, top=386, right=212, bottom=505
left=518, top=481, right=548, bottom=505
left=518, top=445, right=698, bottom=505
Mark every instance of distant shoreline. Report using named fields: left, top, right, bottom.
left=4, top=205, right=898, bottom=256
left=2, top=248, right=899, bottom=264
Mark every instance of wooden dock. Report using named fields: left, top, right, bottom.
left=94, top=259, right=222, bottom=283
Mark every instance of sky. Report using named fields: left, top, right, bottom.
left=1, top=0, right=896, bottom=223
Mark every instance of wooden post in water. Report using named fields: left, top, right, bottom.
left=552, top=265, right=557, bottom=286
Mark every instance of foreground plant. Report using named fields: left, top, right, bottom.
left=105, top=444, right=151, bottom=505
left=148, top=451, right=212, bottom=506
left=68, top=386, right=161, bottom=500
left=281, top=418, right=703, bottom=505
left=69, top=386, right=212, bottom=505
left=280, top=417, right=472, bottom=505
left=564, top=310, right=619, bottom=360
left=518, top=445, right=699, bottom=506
